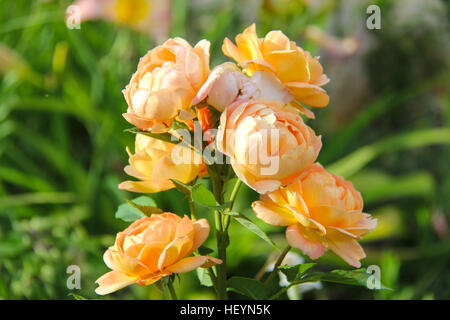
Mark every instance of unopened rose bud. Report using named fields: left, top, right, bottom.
left=193, top=62, right=254, bottom=111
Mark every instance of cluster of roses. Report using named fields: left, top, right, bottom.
left=95, top=25, right=376, bottom=295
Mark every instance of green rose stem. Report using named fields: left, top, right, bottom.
left=214, top=178, right=243, bottom=299
left=207, top=163, right=229, bottom=300
left=224, top=178, right=242, bottom=231
left=215, top=209, right=228, bottom=300
left=166, top=279, right=178, bottom=300
left=264, top=245, right=291, bottom=285
left=187, top=178, right=219, bottom=293
left=188, top=194, right=196, bottom=220
left=229, top=179, right=242, bottom=208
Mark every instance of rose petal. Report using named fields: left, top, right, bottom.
left=166, top=256, right=222, bottom=274
left=327, top=229, right=366, bottom=268
left=191, top=218, right=210, bottom=253
left=95, top=271, right=136, bottom=295
left=286, top=224, right=327, bottom=260
left=252, top=200, right=297, bottom=226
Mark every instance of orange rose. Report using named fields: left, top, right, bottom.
left=95, top=213, right=221, bottom=295
left=123, top=38, right=210, bottom=133
left=216, top=99, right=321, bottom=194
left=223, top=24, right=330, bottom=116
left=252, top=163, right=377, bottom=267
left=118, top=134, right=205, bottom=193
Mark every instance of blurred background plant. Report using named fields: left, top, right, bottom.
left=0, top=0, right=449, bottom=300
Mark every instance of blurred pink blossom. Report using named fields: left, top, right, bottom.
left=70, top=0, right=171, bottom=42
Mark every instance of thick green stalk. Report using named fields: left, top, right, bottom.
left=208, top=163, right=229, bottom=299
left=215, top=209, right=228, bottom=300
left=166, top=280, right=178, bottom=300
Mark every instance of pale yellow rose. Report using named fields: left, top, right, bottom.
left=223, top=24, right=330, bottom=117
left=119, top=134, right=205, bottom=193
left=122, top=38, right=210, bottom=133
left=216, top=99, right=322, bottom=194
left=95, top=213, right=221, bottom=295
left=252, top=163, right=377, bottom=267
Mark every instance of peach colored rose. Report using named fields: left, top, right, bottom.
left=216, top=99, right=322, bottom=194
left=122, top=38, right=210, bottom=133
left=118, top=134, right=205, bottom=193
left=223, top=24, right=330, bottom=116
left=95, top=213, right=221, bottom=295
left=252, top=163, right=377, bottom=267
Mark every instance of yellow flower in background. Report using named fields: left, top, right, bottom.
left=216, top=99, right=322, bottom=194
left=95, top=213, right=221, bottom=295
left=114, top=0, right=149, bottom=24
left=119, top=134, right=205, bottom=193
left=122, top=38, right=210, bottom=133
left=252, top=163, right=377, bottom=267
left=72, top=0, right=171, bottom=42
left=223, top=24, right=330, bottom=117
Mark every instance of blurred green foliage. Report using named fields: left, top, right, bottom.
left=0, top=0, right=449, bottom=300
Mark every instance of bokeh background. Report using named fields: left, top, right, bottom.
left=0, top=0, right=449, bottom=300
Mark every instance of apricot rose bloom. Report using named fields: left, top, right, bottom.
left=216, top=99, right=322, bottom=194
left=118, top=134, right=205, bottom=193
left=122, top=38, right=210, bottom=133
left=223, top=24, right=330, bottom=115
left=252, top=164, right=377, bottom=267
left=95, top=213, right=221, bottom=295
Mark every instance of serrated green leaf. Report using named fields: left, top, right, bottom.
left=227, top=277, right=270, bottom=300
left=115, top=196, right=158, bottom=222
left=197, top=245, right=214, bottom=255
left=124, top=127, right=178, bottom=144
left=68, top=293, right=88, bottom=300
left=191, top=183, right=219, bottom=207
left=196, top=267, right=214, bottom=287
left=126, top=199, right=162, bottom=216
left=170, top=178, right=192, bottom=195
left=298, top=268, right=390, bottom=290
left=233, top=214, right=278, bottom=250
left=278, top=263, right=317, bottom=282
